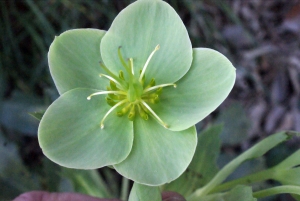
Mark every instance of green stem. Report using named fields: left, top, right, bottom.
left=211, top=168, right=275, bottom=193
left=120, top=177, right=130, bottom=201
left=253, top=185, right=300, bottom=198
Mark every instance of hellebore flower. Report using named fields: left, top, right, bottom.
left=38, top=0, right=236, bottom=186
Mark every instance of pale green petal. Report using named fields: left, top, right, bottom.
left=38, top=88, right=133, bottom=169
left=114, top=117, right=197, bottom=186
left=100, top=0, right=192, bottom=84
left=152, top=48, right=236, bottom=131
left=49, top=29, right=106, bottom=94
left=129, top=183, right=161, bottom=201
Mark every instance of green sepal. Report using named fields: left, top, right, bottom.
left=128, top=183, right=161, bottom=201
left=38, top=88, right=134, bottom=169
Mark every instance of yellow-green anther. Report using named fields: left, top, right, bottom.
left=156, top=87, right=162, bottom=95
left=149, top=78, right=156, bottom=87
left=128, top=105, right=136, bottom=121
left=110, top=80, right=118, bottom=90
left=138, top=104, right=148, bottom=120
left=116, top=111, right=124, bottom=117
left=139, top=69, right=145, bottom=86
left=121, top=103, right=132, bottom=114
left=144, top=97, right=159, bottom=104
left=118, top=94, right=127, bottom=100
left=106, top=97, right=116, bottom=106
left=108, top=93, right=119, bottom=100
left=139, top=44, right=160, bottom=82
left=144, top=78, right=155, bottom=90
left=119, top=70, right=125, bottom=80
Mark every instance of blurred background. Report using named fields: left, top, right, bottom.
left=1, top=0, right=300, bottom=200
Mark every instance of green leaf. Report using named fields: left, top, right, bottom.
left=128, top=183, right=161, bottom=201
left=38, top=88, right=133, bottom=169
left=48, top=29, right=107, bottom=94
left=100, top=0, right=192, bottom=85
left=163, top=125, right=222, bottom=196
left=189, top=131, right=299, bottom=198
left=114, top=117, right=197, bottom=186
left=152, top=48, right=236, bottom=131
left=0, top=130, right=40, bottom=200
left=62, top=168, right=112, bottom=198
left=216, top=103, right=251, bottom=145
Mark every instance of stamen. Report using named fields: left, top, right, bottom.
left=143, top=83, right=176, bottom=93
left=117, top=103, right=132, bottom=116
left=100, top=99, right=127, bottom=129
left=139, top=44, right=160, bottom=82
left=99, top=74, right=125, bottom=90
left=140, top=100, right=169, bottom=128
left=87, top=90, right=126, bottom=100
left=129, top=58, right=134, bottom=75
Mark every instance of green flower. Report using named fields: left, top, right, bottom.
left=38, top=0, right=236, bottom=186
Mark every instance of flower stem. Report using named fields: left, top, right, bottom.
left=210, top=168, right=275, bottom=193
left=120, top=177, right=130, bottom=200
left=253, top=185, right=300, bottom=198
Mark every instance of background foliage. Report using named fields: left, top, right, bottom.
left=1, top=0, right=300, bottom=200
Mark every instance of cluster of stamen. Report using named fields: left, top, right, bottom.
left=87, top=45, right=176, bottom=129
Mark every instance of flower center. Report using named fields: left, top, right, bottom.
left=87, top=45, right=176, bottom=129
